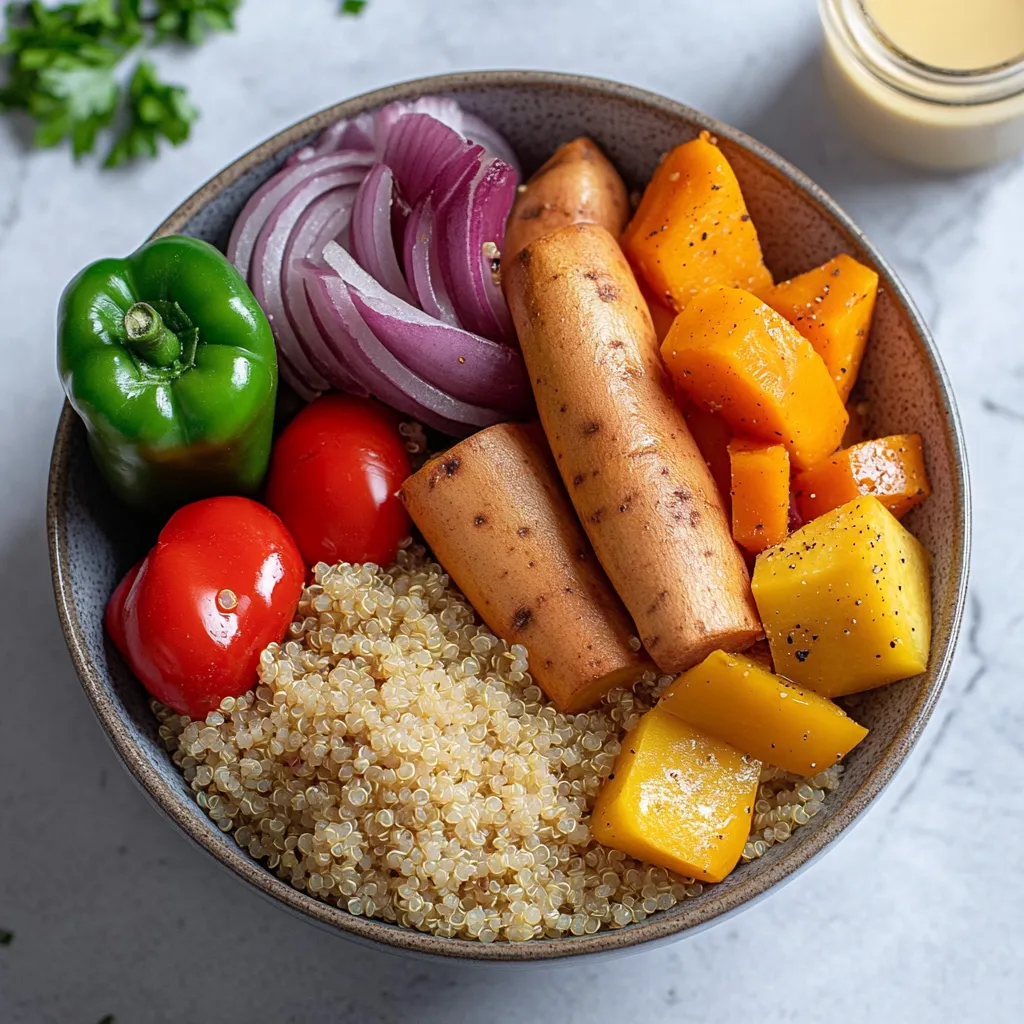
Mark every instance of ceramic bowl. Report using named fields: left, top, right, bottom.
left=47, top=71, right=970, bottom=963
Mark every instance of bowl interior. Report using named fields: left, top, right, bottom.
left=48, top=72, right=969, bottom=962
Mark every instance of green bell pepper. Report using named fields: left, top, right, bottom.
left=58, top=235, right=278, bottom=509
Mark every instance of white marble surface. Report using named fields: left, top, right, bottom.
left=1, top=1, right=1022, bottom=1020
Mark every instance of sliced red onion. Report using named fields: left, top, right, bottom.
left=349, top=164, right=415, bottom=304
left=303, top=262, right=505, bottom=435
left=320, top=242, right=530, bottom=413
left=459, top=111, right=521, bottom=174
left=381, top=113, right=474, bottom=204
left=282, top=187, right=366, bottom=394
left=228, top=151, right=373, bottom=280
left=251, top=167, right=367, bottom=393
left=403, top=197, right=459, bottom=326
left=436, top=154, right=518, bottom=344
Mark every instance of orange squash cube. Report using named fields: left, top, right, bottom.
left=591, top=707, right=760, bottom=883
left=793, top=433, right=930, bottom=522
left=680, top=399, right=733, bottom=509
left=622, top=131, right=772, bottom=311
left=639, top=279, right=678, bottom=345
left=661, top=287, right=848, bottom=470
left=728, top=439, right=790, bottom=553
left=659, top=650, right=869, bottom=777
left=758, top=254, right=878, bottom=400
left=841, top=399, right=871, bottom=448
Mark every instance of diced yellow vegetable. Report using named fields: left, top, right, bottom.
left=659, top=650, right=869, bottom=776
left=591, top=706, right=760, bottom=883
left=751, top=496, right=932, bottom=697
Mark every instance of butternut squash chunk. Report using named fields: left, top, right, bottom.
left=622, top=131, right=772, bottom=311
left=661, top=287, right=848, bottom=470
left=639, top=279, right=678, bottom=344
left=759, top=254, right=878, bottom=400
left=681, top=399, right=733, bottom=509
left=659, top=650, right=869, bottom=777
left=752, top=496, right=932, bottom=697
left=794, top=433, right=931, bottom=522
left=729, top=439, right=790, bottom=553
left=841, top=399, right=871, bottom=448
left=591, top=706, right=760, bottom=883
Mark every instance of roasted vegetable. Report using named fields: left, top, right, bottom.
left=659, top=650, right=869, bottom=777
left=105, top=496, right=304, bottom=718
left=58, top=235, right=277, bottom=509
left=399, top=422, right=651, bottom=712
left=662, top=287, right=848, bottom=470
left=504, top=223, right=762, bottom=675
left=592, top=706, right=760, bottom=883
left=503, top=137, right=629, bottom=262
left=758, top=254, right=878, bottom=401
left=752, top=496, right=932, bottom=697
left=728, top=438, right=790, bottom=553
left=621, top=131, right=771, bottom=310
left=793, top=433, right=930, bottom=522
left=265, top=394, right=411, bottom=568
left=680, top=399, right=733, bottom=510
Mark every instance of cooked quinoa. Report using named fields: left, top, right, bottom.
left=158, top=545, right=841, bottom=943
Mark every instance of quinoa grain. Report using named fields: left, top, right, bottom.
left=160, top=545, right=840, bottom=942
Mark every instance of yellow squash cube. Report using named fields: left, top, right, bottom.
left=659, top=650, right=869, bottom=776
left=752, top=496, right=932, bottom=697
left=591, top=707, right=760, bottom=883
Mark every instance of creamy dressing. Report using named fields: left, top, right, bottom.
left=864, top=0, right=1024, bottom=70
left=820, top=0, right=1024, bottom=169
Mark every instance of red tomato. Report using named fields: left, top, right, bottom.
left=265, top=394, right=411, bottom=568
left=105, top=496, right=304, bottom=718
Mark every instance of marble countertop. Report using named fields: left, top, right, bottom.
left=1, top=1, right=1021, bottom=1020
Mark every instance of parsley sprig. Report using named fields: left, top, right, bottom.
left=0, top=1, right=368, bottom=167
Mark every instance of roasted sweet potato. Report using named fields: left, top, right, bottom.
left=503, top=137, right=629, bottom=263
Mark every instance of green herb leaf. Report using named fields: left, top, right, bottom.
left=105, top=60, right=198, bottom=167
left=0, top=929, right=13, bottom=945
left=341, top=0, right=367, bottom=13
left=97, top=1016, right=115, bottom=1024
left=150, top=0, right=240, bottom=45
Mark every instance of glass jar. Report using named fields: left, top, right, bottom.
left=819, top=0, right=1024, bottom=170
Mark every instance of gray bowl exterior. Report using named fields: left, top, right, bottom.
left=47, top=71, right=970, bottom=963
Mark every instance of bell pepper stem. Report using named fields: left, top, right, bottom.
left=124, top=302, right=181, bottom=367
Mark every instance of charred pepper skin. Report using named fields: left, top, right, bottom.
left=57, top=235, right=278, bottom=509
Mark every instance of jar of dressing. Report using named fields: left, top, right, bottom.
left=820, top=0, right=1024, bottom=169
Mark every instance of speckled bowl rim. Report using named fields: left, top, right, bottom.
left=47, top=70, right=971, bottom=964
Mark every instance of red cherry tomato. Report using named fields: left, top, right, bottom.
left=265, top=394, right=411, bottom=568
left=105, top=496, right=304, bottom=718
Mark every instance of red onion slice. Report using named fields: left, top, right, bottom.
left=281, top=186, right=366, bottom=394
left=459, top=110, right=521, bottom=174
left=227, top=151, right=373, bottom=280
left=303, top=262, right=505, bottom=435
left=349, top=164, right=415, bottom=304
left=403, top=197, right=459, bottom=326
left=382, top=113, right=474, bottom=205
left=251, top=167, right=367, bottom=393
left=436, top=154, right=518, bottom=343
left=321, top=242, right=530, bottom=413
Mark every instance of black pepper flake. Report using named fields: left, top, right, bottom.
left=890, top=640, right=897, bottom=648
left=473, top=514, right=487, bottom=526
left=701, top=231, right=708, bottom=240
left=608, top=773, right=615, bottom=780
left=787, top=634, right=794, bottom=645
left=711, top=183, right=721, bottom=190
left=441, top=457, right=460, bottom=477
left=795, top=650, right=811, bottom=662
